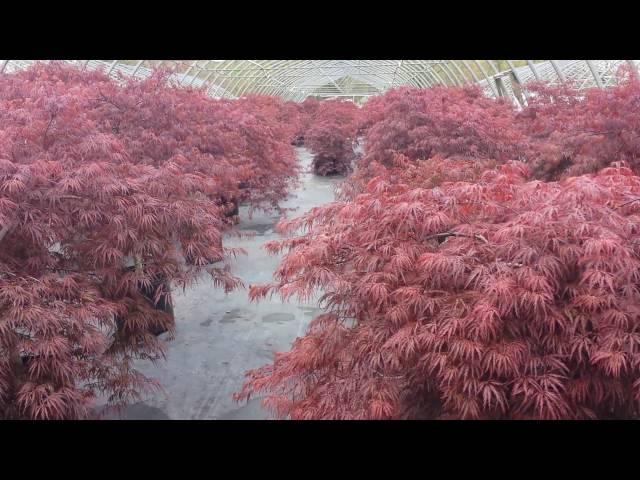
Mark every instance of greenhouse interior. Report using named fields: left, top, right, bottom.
left=2, top=59, right=640, bottom=420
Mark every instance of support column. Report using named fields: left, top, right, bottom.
left=550, top=60, right=565, bottom=82
left=107, top=60, right=119, bottom=76
left=527, top=60, right=541, bottom=81
left=586, top=60, right=603, bottom=88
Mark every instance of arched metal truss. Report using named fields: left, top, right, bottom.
left=1, top=60, right=638, bottom=103
left=478, top=60, right=640, bottom=106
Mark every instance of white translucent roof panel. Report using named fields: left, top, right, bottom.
left=2, top=60, right=638, bottom=102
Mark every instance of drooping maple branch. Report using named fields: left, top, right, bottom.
left=42, top=111, right=57, bottom=150
left=615, top=197, right=640, bottom=209
left=0, top=221, right=13, bottom=244
left=97, top=90, right=124, bottom=111
left=424, top=231, right=489, bottom=244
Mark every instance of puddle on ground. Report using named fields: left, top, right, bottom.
left=99, top=402, right=170, bottom=420
left=298, top=306, right=323, bottom=318
left=215, top=398, right=268, bottom=420
left=237, top=223, right=275, bottom=235
left=200, top=317, right=214, bottom=327
left=219, top=308, right=255, bottom=324
left=262, top=312, right=296, bottom=323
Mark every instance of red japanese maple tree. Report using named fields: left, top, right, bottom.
left=238, top=162, right=640, bottom=419
left=344, top=85, right=523, bottom=193
left=234, top=72, right=640, bottom=420
left=362, top=85, right=520, bottom=164
left=224, top=97, right=300, bottom=214
left=77, top=74, right=299, bottom=218
left=292, top=97, right=320, bottom=146
left=305, top=99, right=361, bottom=176
left=231, top=94, right=302, bottom=145
left=514, top=65, right=640, bottom=180
left=0, top=62, right=298, bottom=419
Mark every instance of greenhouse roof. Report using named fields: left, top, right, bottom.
left=1, top=60, right=638, bottom=103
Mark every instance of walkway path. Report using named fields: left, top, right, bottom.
left=99, top=148, right=340, bottom=419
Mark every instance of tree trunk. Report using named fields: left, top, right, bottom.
left=138, top=276, right=175, bottom=336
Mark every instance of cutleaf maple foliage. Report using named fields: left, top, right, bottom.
left=235, top=74, right=640, bottom=420
left=239, top=162, right=640, bottom=419
left=306, top=99, right=361, bottom=176
left=0, top=62, right=297, bottom=419
left=339, top=85, right=523, bottom=198
left=360, top=85, right=521, bottom=166
left=75, top=72, right=298, bottom=217
left=230, top=94, right=303, bottom=147
left=292, top=97, right=320, bottom=146
left=514, top=66, right=640, bottom=180
left=346, top=75, right=640, bottom=199
left=353, top=71, right=640, bottom=190
left=223, top=97, right=300, bottom=214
